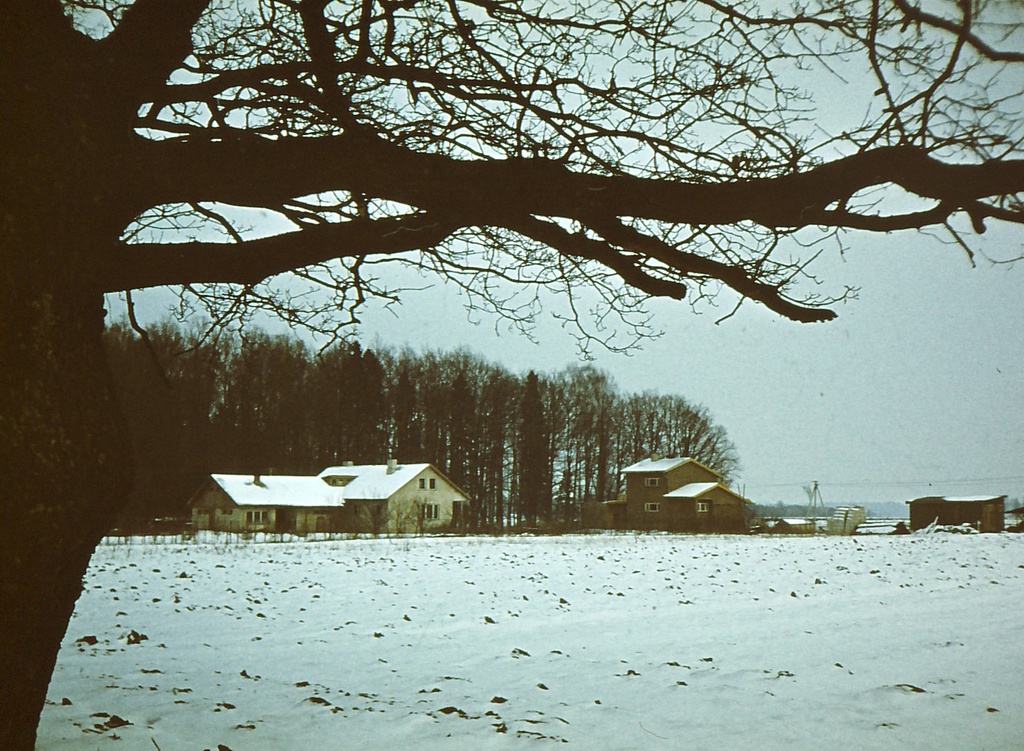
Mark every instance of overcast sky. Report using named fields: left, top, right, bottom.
left=105, top=3, right=1024, bottom=512
left=338, top=225, right=1024, bottom=509
left=128, top=214, right=1022, bottom=511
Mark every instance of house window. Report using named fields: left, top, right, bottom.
left=424, top=503, right=441, bottom=520
left=644, top=502, right=661, bottom=513
left=644, top=477, right=661, bottom=487
left=696, top=501, right=709, bottom=513
left=245, top=510, right=267, bottom=525
left=429, top=478, right=437, bottom=490
left=419, top=478, right=426, bottom=489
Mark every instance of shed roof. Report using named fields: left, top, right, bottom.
left=663, top=482, right=719, bottom=498
left=211, top=474, right=347, bottom=508
left=908, top=495, right=1006, bottom=504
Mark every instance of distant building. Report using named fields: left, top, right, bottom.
left=907, top=495, right=1005, bottom=533
left=1007, top=505, right=1024, bottom=532
left=190, top=461, right=470, bottom=534
left=827, top=506, right=867, bottom=535
left=610, top=456, right=750, bottom=533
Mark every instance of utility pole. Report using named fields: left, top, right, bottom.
left=804, top=481, right=826, bottom=535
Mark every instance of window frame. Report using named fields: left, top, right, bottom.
left=644, top=502, right=661, bottom=513
left=424, top=503, right=441, bottom=520
left=643, top=477, right=661, bottom=487
left=245, top=509, right=267, bottom=525
left=696, top=501, right=710, bottom=513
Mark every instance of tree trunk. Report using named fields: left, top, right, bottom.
left=0, top=276, right=131, bottom=750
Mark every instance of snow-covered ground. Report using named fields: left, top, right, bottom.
left=39, top=534, right=1024, bottom=750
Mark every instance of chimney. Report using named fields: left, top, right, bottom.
left=342, top=460, right=354, bottom=467
left=386, top=458, right=398, bottom=475
left=253, top=474, right=265, bottom=487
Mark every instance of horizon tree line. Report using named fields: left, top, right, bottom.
left=105, top=319, right=740, bottom=531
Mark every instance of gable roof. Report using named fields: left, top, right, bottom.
left=621, top=457, right=721, bottom=479
left=318, top=463, right=469, bottom=501
left=622, top=457, right=693, bottom=474
left=211, top=474, right=347, bottom=508
left=203, top=463, right=470, bottom=509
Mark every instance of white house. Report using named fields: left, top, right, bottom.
left=318, top=461, right=470, bottom=532
left=190, top=461, right=470, bottom=534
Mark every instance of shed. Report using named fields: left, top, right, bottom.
left=907, top=495, right=1005, bottom=533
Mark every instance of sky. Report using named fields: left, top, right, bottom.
left=130, top=216, right=1023, bottom=510
left=339, top=227, right=1024, bottom=509
left=106, top=1, right=1024, bottom=513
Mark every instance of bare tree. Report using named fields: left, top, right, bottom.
left=3, top=0, right=1023, bottom=746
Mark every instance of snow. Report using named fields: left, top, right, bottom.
left=40, top=534, right=1024, bottom=750
left=621, top=457, right=700, bottom=474
left=212, top=475, right=347, bottom=508
left=209, top=464, right=448, bottom=510
left=933, top=496, right=1005, bottom=503
left=318, top=463, right=445, bottom=500
left=663, top=482, right=719, bottom=498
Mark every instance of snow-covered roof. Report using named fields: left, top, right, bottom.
left=622, top=457, right=696, bottom=474
left=209, top=464, right=466, bottom=508
left=318, top=463, right=455, bottom=501
left=909, top=495, right=1005, bottom=504
left=212, top=474, right=347, bottom=508
left=663, top=482, right=719, bottom=498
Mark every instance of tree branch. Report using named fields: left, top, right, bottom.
left=103, top=212, right=458, bottom=291
left=116, top=135, right=1024, bottom=322
left=891, top=0, right=1024, bottom=64
left=135, top=136, right=1024, bottom=232
left=583, top=217, right=835, bottom=322
left=512, top=216, right=692, bottom=302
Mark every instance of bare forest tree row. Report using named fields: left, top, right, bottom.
left=105, top=320, right=738, bottom=532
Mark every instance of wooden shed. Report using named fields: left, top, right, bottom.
left=907, top=495, right=1005, bottom=533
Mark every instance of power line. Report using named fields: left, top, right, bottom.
left=746, top=475, right=1024, bottom=490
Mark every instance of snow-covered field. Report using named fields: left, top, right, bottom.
left=39, top=534, right=1024, bottom=750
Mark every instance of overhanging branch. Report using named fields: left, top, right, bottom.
left=119, top=135, right=1024, bottom=322
left=584, top=217, right=835, bottom=322
left=134, top=136, right=1024, bottom=233
left=891, top=0, right=1024, bottom=64
left=103, top=212, right=457, bottom=291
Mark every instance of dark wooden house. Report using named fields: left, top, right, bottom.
left=619, top=457, right=750, bottom=533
